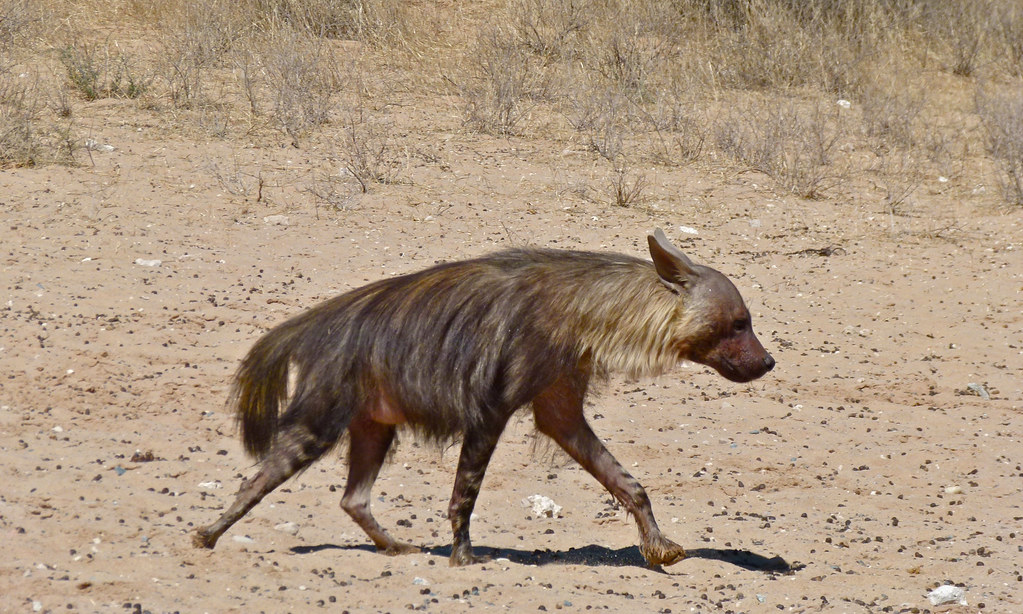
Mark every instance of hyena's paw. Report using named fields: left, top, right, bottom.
left=640, top=536, right=687, bottom=567
left=379, top=542, right=421, bottom=556
left=192, top=528, right=219, bottom=549
left=449, top=546, right=490, bottom=567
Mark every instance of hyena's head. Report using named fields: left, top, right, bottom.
left=648, top=229, right=775, bottom=383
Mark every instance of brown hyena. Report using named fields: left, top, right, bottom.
left=193, top=229, right=775, bottom=567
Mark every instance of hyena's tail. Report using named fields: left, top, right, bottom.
left=229, top=316, right=310, bottom=459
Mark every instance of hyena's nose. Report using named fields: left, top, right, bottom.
left=763, top=354, right=776, bottom=372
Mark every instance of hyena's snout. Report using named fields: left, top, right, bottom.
left=700, top=327, right=775, bottom=383
left=730, top=330, right=775, bottom=382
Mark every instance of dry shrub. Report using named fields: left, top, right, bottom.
left=567, top=82, right=630, bottom=162
left=715, top=100, right=847, bottom=199
left=648, top=114, right=705, bottom=166
left=0, top=0, right=43, bottom=54
left=707, top=2, right=822, bottom=90
left=511, top=0, right=590, bottom=61
left=606, top=163, right=647, bottom=208
left=992, top=3, right=1023, bottom=77
left=159, top=2, right=245, bottom=108
left=249, top=0, right=368, bottom=38
left=869, top=148, right=923, bottom=217
left=338, top=106, right=408, bottom=192
left=680, top=0, right=913, bottom=94
left=857, top=78, right=926, bottom=151
left=206, top=156, right=260, bottom=199
left=0, top=2, right=77, bottom=167
left=590, top=22, right=673, bottom=97
left=305, top=168, right=361, bottom=212
left=976, top=86, right=1023, bottom=205
left=260, top=34, right=343, bottom=145
left=0, top=70, right=77, bottom=167
left=462, top=28, right=550, bottom=135
left=0, top=72, right=38, bottom=166
left=245, top=0, right=415, bottom=44
left=918, top=1, right=986, bottom=77
left=6, top=0, right=1023, bottom=213
left=639, top=81, right=707, bottom=165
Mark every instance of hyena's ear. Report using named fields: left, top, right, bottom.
left=648, top=228, right=699, bottom=287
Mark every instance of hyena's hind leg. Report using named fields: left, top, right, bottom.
left=193, top=425, right=331, bottom=549
left=340, top=412, right=419, bottom=555
left=531, top=373, right=686, bottom=567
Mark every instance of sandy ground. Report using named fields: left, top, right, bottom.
left=1, top=95, right=1022, bottom=614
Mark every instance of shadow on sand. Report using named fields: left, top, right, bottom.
left=290, top=543, right=803, bottom=574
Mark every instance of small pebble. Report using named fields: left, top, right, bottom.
left=928, top=584, right=966, bottom=606
left=965, top=383, right=990, bottom=399
left=274, top=522, right=300, bottom=536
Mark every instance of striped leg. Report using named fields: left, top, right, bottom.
left=193, top=426, right=329, bottom=549
left=532, top=374, right=686, bottom=567
left=447, top=416, right=509, bottom=566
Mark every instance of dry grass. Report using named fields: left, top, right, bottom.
left=260, top=34, right=343, bottom=145
left=977, top=85, right=1023, bottom=205
left=461, top=27, right=548, bottom=135
left=4, top=0, right=1023, bottom=206
left=606, top=163, right=647, bottom=208
left=715, top=100, right=848, bottom=199
left=0, top=72, right=41, bottom=167
left=338, top=106, right=408, bottom=192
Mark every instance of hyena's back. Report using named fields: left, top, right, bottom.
left=234, top=248, right=662, bottom=454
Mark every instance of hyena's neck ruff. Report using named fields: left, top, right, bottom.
left=547, top=264, right=696, bottom=379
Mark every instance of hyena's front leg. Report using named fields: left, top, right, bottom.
left=532, top=375, right=686, bottom=567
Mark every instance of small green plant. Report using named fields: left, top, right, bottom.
left=59, top=43, right=149, bottom=101
left=60, top=44, right=102, bottom=100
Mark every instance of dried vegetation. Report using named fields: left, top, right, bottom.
left=0, top=0, right=1021, bottom=207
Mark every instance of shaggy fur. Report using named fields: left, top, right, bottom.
left=193, top=229, right=774, bottom=567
